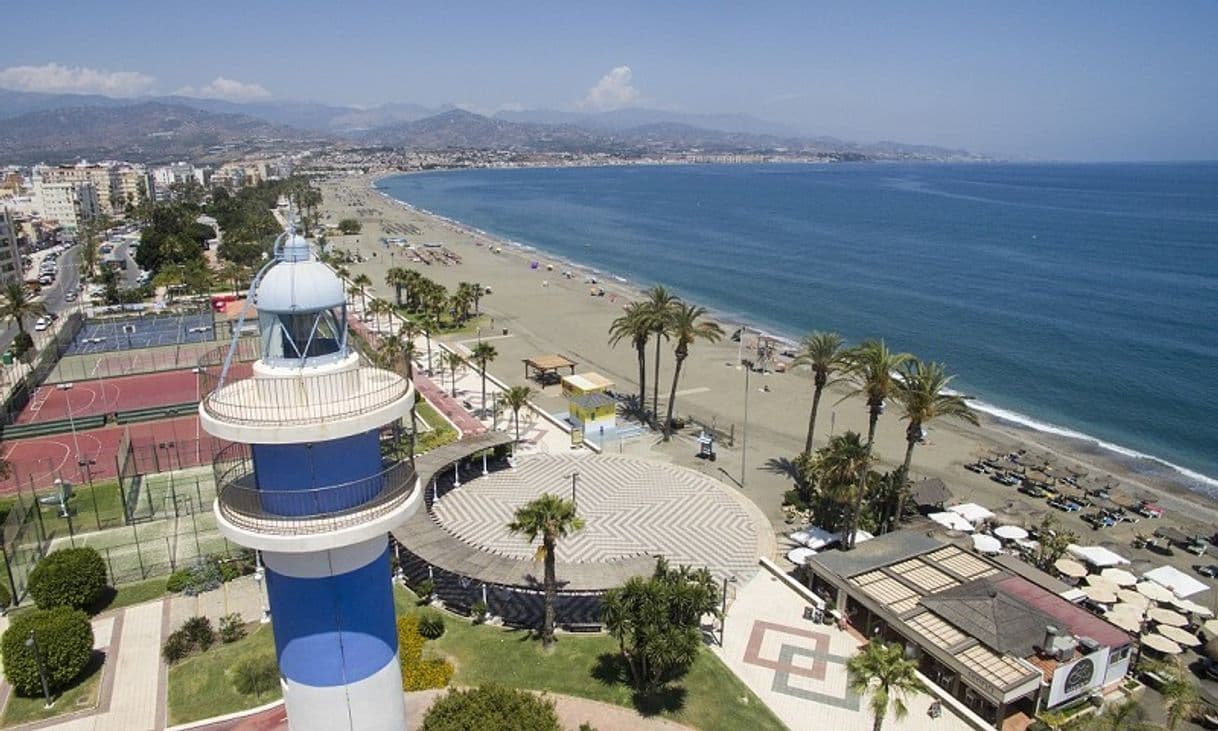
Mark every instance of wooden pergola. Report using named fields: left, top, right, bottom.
left=523, top=354, right=577, bottom=386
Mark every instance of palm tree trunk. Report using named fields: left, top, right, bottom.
left=513, top=412, right=520, bottom=456
left=542, top=536, right=556, bottom=647
left=891, top=429, right=919, bottom=532
left=663, top=356, right=686, bottom=441
left=873, top=713, right=884, bottom=731
left=803, top=385, right=824, bottom=455
left=635, top=344, right=647, bottom=415
left=652, top=334, right=663, bottom=425
left=848, top=410, right=881, bottom=549
left=480, top=367, right=487, bottom=421
left=395, top=284, right=402, bottom=307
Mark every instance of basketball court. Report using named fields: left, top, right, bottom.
left=65, top=311, right=216, bottom=356
left=16, top=369, right=201, bottom=424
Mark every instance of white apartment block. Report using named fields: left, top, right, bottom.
left=35, top=163, right=148, bottom=217
left=35, top=181, right=99, bottom=232
left=0, top=208, right=21, bottom=283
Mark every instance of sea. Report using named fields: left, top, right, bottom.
left=377, top=162, right=1218, bottom=497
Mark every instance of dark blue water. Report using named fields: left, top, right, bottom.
left=378, top=163, right=1218, bottom=493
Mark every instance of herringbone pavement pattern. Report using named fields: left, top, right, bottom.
left=433, top=454, right=758, bottom=581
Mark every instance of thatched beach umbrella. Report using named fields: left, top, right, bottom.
left=1101, top=568, right=1138, bottom=587
left=1115, top=590, right=1150, bottom=612
left=1082, top=584, right=1118, bottom=604
left=1158, top=625, right=1202, bottom=647
left=1148, top=607, right=1189, bottom=627
left=1055, top=558, right=1088, bottom=578
left=1106, top=609, right=1143, bottom=633
left=1141, top=633, right=1183, bottom=655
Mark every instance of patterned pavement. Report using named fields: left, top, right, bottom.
left=432, top=453, right=763, bottom=582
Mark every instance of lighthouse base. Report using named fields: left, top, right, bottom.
left=283, top=659, right=406, bottom=731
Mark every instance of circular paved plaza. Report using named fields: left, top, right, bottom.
left=431, top=453, right=768, bottom=583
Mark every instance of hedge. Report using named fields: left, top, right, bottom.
left=1, top=607, right=94, bottom=696
left=422, top=685, right=560, bottom=731
left=28, top=547, right=108, bottom=610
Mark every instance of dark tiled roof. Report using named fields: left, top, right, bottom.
left=809, top=531, right=946, bottom=580
left=571, top=392, right=617, bottom=409
left=910, top=478, right=952, bottom=506
left=995, top=575, right=1132, bottom=648
left=920, top=578, right=1059, bottom=657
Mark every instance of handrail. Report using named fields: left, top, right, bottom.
left=199, top=363, right=410, bottom=426
left=214, top=453, right=417, bottom=535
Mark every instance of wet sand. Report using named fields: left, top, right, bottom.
left=320, top=171, right=1218, bottom=593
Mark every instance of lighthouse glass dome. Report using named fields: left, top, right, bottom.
left=254, top=246, right=349, bottom=366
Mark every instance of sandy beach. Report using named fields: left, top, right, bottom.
left=319, top=171, right=1218, bottom=598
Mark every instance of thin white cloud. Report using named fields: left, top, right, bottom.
left=579, top=66, right=641, bottom=111
left=175, top=76, right=271, bottom=102
left=0, top=62, right=155, bottom=96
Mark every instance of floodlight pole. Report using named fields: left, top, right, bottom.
left=740, top=359, right=753, bottom=490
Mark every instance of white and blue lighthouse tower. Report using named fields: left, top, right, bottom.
left=201, top=229, right=418, bottom=730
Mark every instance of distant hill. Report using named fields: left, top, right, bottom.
left=496, top=107, right=804, bottom=137
left=359, top=108, right=601, bottom=151
left=0, top=102, right=319, bottom=163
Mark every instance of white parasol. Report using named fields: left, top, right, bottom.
left=1147, top=607, right=1189, bottom=627
left=1202, top=619, right=1218, bottom=637
left=1084, top=575, right=1119, bottom=591
left=1157, top=625, right=1202, bottom=647
left=786, top=547, right=818, bottom=565
left=929, top=512, right=975, bottom=532
left=1172, top=598, right=1215, bottom=618
left=1115, top=590, right=1150, bottom=611
left=993, top=525, right=1029, bottom=541
left=1105, top=610, right=1143, bottom=633
left=1054, top=558, right=1088, bottom=578
left=1082, top=584, right=1118, bottom=604
left=1137, top=581, right=1176, bottom=603
left=1100, top=568, right=1138, bottom=587
left=1140, top=633, right=1183, bottom=655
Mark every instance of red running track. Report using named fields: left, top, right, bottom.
left=0, top=415, right=213, bottom=494
left=16, top=369, right=200, bottom=424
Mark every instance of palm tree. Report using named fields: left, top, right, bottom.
left=840, top=339, right=911, bottom=548
left=643, top=286, right=678, bottom=423
left=846, top=641, right=926, bottom=731
left=504, top=385, right=532, bottom=457
left=808, top=431, right=873, bottom=533
left=368, top=298, right=394, bottom=335
left=441, top=350, right=463, bottom=397
left=1158, top=658, right=1201, bottom=731
left=352, top=272, right=372, bottom=315
left=793, top=331, right=849, bottom=456
left=662, top=303, right=723, bottom=440
left=470, top=341, right=498, bottom=421
left=508, top=494, right=584, bottom=648
left=608, top=301, right=651, bottom=414
left=0, top=281, right=47, bottom=336
left=218, top=261, right=249, bottom=295
left=421, top=313, right=437, bottom=375
left=385, top=267, right=410, bottom=307
left=1087, top=697, right=1149, bottom=731
left=889, top=360, right=977, bottom=530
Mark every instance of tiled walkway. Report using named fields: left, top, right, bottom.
left=716, top=570, right=974, bottom=731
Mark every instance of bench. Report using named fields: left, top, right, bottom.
left=561, top=623, right=603, bottom=634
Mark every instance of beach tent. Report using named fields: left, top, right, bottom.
left=993, top=525, right=1028, bottom=541
left=1144, top=565, right=1209, bottom=599
left=971, top=534, right=1002, bottom=554
left=949, top=503, right=995, bottom=525
left=929, top=512, right=975, bottom=532
left=1067, top=544, right=1131, bottom=568
left=789, top=526, right=841, bottom=550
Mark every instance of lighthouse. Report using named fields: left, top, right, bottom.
left=200, top=228, right=417, bottom=730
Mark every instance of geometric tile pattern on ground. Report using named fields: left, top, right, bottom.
left=742, top=620, right=862, bottom=710
left=432, top=453, right=759, bottom=582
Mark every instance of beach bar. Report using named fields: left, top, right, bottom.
left=802, top=531, right=1134, bottom=729
left=523, top=353, right=577, bottom=386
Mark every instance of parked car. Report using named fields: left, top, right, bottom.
left=1049, top=498, right=1082, bottom=512
left=34, top=317, right=49, bottom=331
left=1186, top=538, right=1208, bottom=557
left=1082, top=512, right=1116, bottom=529
left=992, top=473, right=1020, bottom=487
left=1019, top=483, right=1048, bottom=498
left=1135, top=501, right=1165, bottom=518
left=1196, top=564, right=1218, bottom=578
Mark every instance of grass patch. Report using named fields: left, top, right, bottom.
left=13, top=481, right=127, bottom=541
left=393, top=587, right=783, bottom=731
left=414, top=398, right=459, bottom=453
left=166, top=623, right=279, bottom=725
left=92, top=576, right=168, bottom=615
left=1, top=651, right=104, bottom=727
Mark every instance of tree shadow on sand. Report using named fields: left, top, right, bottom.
left=762, top=456, right=800, bottom=482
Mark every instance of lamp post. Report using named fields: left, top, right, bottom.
left=740, top=359, right=753, bottom=489
left=566, top=471, right=580, bottom=511
left=720, top=575, right=738, bottom=647
left=25, top=631, right=52, bottom=708
left=254, top=553, right=270, bottom=623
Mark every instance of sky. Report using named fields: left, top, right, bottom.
left=1, top=1, right=1216, bottom=161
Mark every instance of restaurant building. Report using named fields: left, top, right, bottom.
left=805, top=532, right=1134, bottom=728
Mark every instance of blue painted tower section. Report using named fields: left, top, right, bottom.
left=202, top=228, right=416, bottom=731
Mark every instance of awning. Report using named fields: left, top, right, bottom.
left=789, top=526, right=841, bottom=550
left=949, top=502, right=995, bottom=524
left=929, top=512, right=975, bottom=532
left=1144, top=565, right=1210, bottom=599
left=971, top=534, right=1003, bottom=554
left=993, top=525, right=1029, bottom=541
left=1067, top=544, right=1131, bottom=568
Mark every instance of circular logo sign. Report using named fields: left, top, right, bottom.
left=1064, top=658, right=1095, bottom=694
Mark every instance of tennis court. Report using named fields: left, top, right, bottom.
left=17, top=368, right=200, bottom=424
left=65, top=311, right=217, bottom=355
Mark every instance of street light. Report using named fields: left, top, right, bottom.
left=720, top=575, right=738, bottom=647
left=565, top=471, right=580, bottom=511
left=740, top=359, right=754, bottom=489
left=254, top=552, right=270, bottom=623
left=25, top=630, right=52, bottom=708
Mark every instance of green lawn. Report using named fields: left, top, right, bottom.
left=165, top=623, right=279, bottom=725
left=93, top=577, right=169, bottom=615
left=394, top=588, right=784, bottom=731
left=414, top=399, right=459, bottom=453
left=1, top=652, right=104, bottom=727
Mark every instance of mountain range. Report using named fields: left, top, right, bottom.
left=0, top=88, right=980, bottom=163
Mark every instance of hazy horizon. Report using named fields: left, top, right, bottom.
left=2, top=2, right=1216, bottom=162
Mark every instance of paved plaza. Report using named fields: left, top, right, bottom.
left=432, top=452, right=771, bottom=583
left=717, top=570, right=976, bottom=731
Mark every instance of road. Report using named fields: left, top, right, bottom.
left=0, top=245, right=83, bottom=354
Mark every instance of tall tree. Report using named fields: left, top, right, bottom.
left=507, top=494, right=584, bottom=649
left=0, top=281, right=47, bottom=336
left=643, top=286, right=678, bottom=424
left=441, top=350, right=463, bottom=397
left=799, top=431, right=873, bottom=533
left=662, top=303, right=723, bottom=440
left=352, top=273, right=372, bottom=315
left=846, top=641, right=926, bottom=731
left=608, top=301, right=651, bottom=413
left=385, top=267, right=410, bottom=307
left=368, top=298, right=394, bottom=335
left=889, top=360, right=977, bottom=530
left=840, top=340, right=911, bottom=548
left=504, top=385, right=533, bottom=457
left=470, top=341, right=498, bottom=422
left=1158, top=658, right=1201, bottom=731
left=792, top=331, right=849, bottom=456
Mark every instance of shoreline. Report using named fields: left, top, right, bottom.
left=368, top=169, right=1218, bottom=518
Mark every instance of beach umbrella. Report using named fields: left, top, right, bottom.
left=1158, top=625, right=1202, bottom=647
left=1082, top=584, right=1118, bottom=604
left=1137, top=581, right=1176, bottom=603
left=1115, top=590, right=1151, bottom=611
left=993, top=525, right=1029, bottom=541
left=1084, top=575, right=1119, bottom=592
left=1106, top=610, right=1143, bottom=633
left=1054, top=558, right=1088, bottom=578
left=1173, top=598, right=1214, bottom=617
left=786, top=547, right=818, bottom=566
left=971, top=534, right=1003, bottom=554
left=1112, top=602, right=1146, bottom=618
left=1141, top=633, right=1183, bottom=655
left=1206, top=637, right=1218, bottom=662
left=1101, top=568, right=1137, bottom=587
left=1147, top=607, right=1189, bottom=627
left=1203, top=619, right=1218, bottom=638
left=929, top=512, right=975, bottom=532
